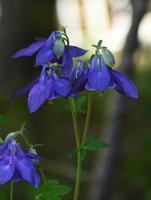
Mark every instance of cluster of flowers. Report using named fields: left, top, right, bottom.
left=14, top=26, right=138, bottom=113
left=0, top=136, right=40, bottom=187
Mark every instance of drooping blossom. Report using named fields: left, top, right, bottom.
left=86, top=56, right=138, bottom=98
left=13, top=31, right=87, bottom=77
left=0, top=137, right=40, bottom=187
left=13, top=64, right=71, bottom=113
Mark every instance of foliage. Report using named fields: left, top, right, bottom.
left=25, top=180, right=72, bottom=200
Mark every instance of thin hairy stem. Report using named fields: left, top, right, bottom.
left=69, top=98, right=81, bottom=200
left=9, top=182, right=14, bottom=200
left=81, top=92, right=93, bottom=146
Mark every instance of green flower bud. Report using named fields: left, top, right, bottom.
left=53, top=39, right=65, bottom=59
left=101, top=47, right=115, bottom=67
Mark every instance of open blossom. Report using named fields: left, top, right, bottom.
left=13, top=31, right=87, bottom=77
left=0, top=137, right=40, bottom=187
left=13, top=64, right=71, bottom=113
left=28, top=65, right=71, bottom=112
left=12, top=28, right=138, bottom=113
left=86, top=56, right=138, bottom=98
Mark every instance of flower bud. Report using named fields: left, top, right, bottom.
left=71, top=60, right=89, bottom=83
left=101, top=47, right=115, bottom=67
left=53, top=38, right=65, bottom=59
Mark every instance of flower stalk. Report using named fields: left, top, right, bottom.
left=69, top=93, right=93, bottom=200
left=9, top=182, right=14, bottom=200
left=69, top=98, right=81, bottom=200
left=81, top=92, right=93, bottom=146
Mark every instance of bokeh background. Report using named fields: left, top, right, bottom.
left=0, top=0, right=151, bottom=200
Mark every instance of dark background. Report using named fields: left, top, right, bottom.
left=0, top=0, right=151, bottom=200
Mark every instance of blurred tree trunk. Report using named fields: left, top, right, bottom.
left=0, top=0, right=58, bottom=93
left=0, top=1, right=58, bottom=198
left=78, top=0, right=87, bottom=35
left=89, top=0, right=148, bottom=200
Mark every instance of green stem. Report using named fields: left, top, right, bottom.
left=69, top=98, right=80, bottom=148
left=69, top=98, right=81, bottom=200
left=74, top=151, right=81, bottom=200
left=69, top=93, right=93, bottom=200
left=81, top=92, right=93, bottom=146
left=10, top=182, right=14, bottom=200
left=37, top=164, right=47, bottom=183
left=20, top=133, right=30, bottom=147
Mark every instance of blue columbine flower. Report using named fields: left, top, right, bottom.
left=68, top=60, right=89, bottom=96
left=0, top=137, right=40, bottom=187
left=86, top=55, right=138, bottom=98
left=13, top=30, right=87, bottom=77
left=28, top=64, right=71, bottom=112
left=13, top=64, right=71, bottom=113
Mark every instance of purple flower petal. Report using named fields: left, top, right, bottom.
left=69, top=74, right=88, bottom=96
left=13, top=39, right=46, bottom=58
left=109, top=68, right=138, bottom=98
left=90, top=56, right=98, bottom=71
left=12, top=77, right=39, bottom=98
left=52, top=74, right=71, bottom=97
left=107, top=78, right=116, bottom=89
left=35, top=46, right=55, bottom=66
left=69, top=46, right=87, bottom=57
left=16, top=158, right=40, bottom=187
left=0, top=144, right=7, bottom=156
left=12, top=169, right=22, bottom=182
left=61, top=48, right=73, bottom=77
left=28, top=79, right=51, bottom=113
left=86, top=56, right=111, bottom=91
left=25, top=152, right=41, bottom=161
left=0, top=157, right=14, bottom=184
left=46, top=31, right=60, bottom=47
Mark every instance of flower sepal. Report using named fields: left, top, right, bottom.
left=5, top=122, right=26, bottom=140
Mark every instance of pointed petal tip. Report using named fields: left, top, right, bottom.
left=129, top=89, right=138, bottom=99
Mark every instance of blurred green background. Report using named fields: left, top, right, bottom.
left=0, top=0, right=151, bottom=200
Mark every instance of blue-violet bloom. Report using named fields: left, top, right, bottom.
left=86, top=56, right=138, bottom=98
left=68, top=60, right=89, bottom=96
left=0, top=137, right=40, bottom=187
left=13, top=64, right=71, bottom=113
left=13, top=31, right=87, bottom=77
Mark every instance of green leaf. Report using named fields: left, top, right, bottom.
left=24, top=184, right=37, bottom=199
left=53, top=39, right=65, bottom=59
left=0, top=114, right=7, bottom=125
left=69, top=148, right=87, bottom=161
left=0, top=191, right=7, bottom=200
left=101, top=47, right=115, bottom=67
left=83, top=135, right=109, bottom=151
left=24, top=180, right=72, bottom=200
left=74, top=96, right=87, bottom=113
left=70, top=135, right=109, bottom=161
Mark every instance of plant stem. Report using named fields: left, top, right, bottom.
left=69, top=93, right=93, bottom=200
left=37, top=164, right=47, bottom=183
left=69, top=98, right=81, bottom=200
left=69, top=98, right=80, bottom=148
left=10, top=182, right=14, bottom=200
left=81, top=92, right=93, bottom=146
left=21, top=133, right=30, bottom=147
left=74, top=151, right=81, bottom=200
